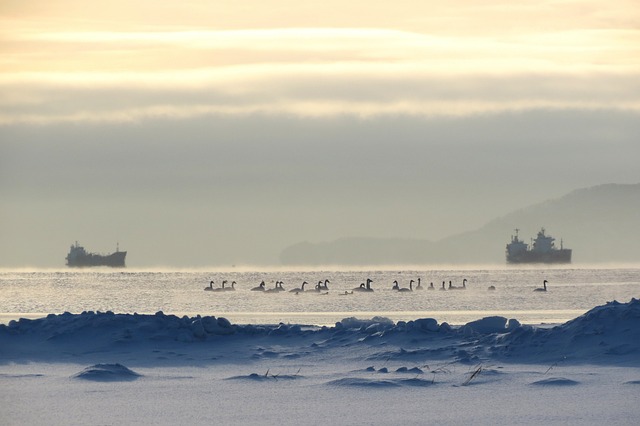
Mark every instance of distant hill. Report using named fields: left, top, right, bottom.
left=279, top=183, right=640, bottom=265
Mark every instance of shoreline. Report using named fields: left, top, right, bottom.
left=0, top=309, right=586, bottom=327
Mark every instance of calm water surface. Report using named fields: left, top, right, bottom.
left=1, top=267, right=638, bottom=326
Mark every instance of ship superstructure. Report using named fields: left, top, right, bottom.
left=66, top=241, right=126, bottom=267
left=506, top=228, right=572, bottom=264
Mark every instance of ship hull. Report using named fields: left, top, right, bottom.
left=67, top=251, right=127, bottom=268
left=507, top=249, right=572, bottom=264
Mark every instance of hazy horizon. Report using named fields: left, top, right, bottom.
left=2, top=1, right=639, bottom=268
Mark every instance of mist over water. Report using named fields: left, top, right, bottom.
left=1, top=266, right=638, bottom=326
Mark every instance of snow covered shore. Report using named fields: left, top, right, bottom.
left=2, top=299, right=639, bottom=425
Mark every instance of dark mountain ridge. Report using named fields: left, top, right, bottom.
left=280, top=183, right=640, bottom=265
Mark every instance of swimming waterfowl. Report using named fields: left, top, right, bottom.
left=212, top=280, right=227, bottom=292
left=415, top=278, right=424, bottom=290
left=289, top=281, right=307, bottom=293
left=318, top=279, right=330, bottom=291
left=354, top=278, right=374, bottom=292
left=398, top=280, right=413, bottom=292
left=364, top=278, right=374, bottom=292
left=534, top=280, right=548, bottom=292
left=307, top=282, right=322, bottom=292
left=449, top=279, right=467, bottom=290
left=251, top=281, right=266, bottom=291
left=265, top=281, right=282, bottom=293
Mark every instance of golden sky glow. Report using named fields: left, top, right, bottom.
left=1, top=0, right=639, bottom=123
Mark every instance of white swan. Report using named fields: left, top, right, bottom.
left=289, top=281, right=307, bottom=293
left=264, top=281, right=285, bottom=293
left=364, top=278, right=374, bottom=292
left=212, top=280, right=227, bottom=292
left=318, top=279, right=329, bottom=291
left=251, top=281, right=266, bottom=291
left=398, top=280, right=413, bottom=292
left=459, top=278, right=467, bottom=290
left=307, top=281, right=323, bottom=292
left=264, top=281, right=279, bottom=293
left=354, top=278, right=374, bottom=292
left=449, top=279, right=467, bottom=290
left=534, top=280, right=548, bottom=292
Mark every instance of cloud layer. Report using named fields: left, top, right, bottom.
left=2, top=1, right=639, bottom=267
left=2, top=7, right=639, bottom=124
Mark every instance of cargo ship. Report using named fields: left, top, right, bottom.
left=66, top=241, right=127, bottom=267
left=505, top=228, right=572, bottom=264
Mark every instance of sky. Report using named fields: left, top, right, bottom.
left=1, top=1, right=639, bottom=267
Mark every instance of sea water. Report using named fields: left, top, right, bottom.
left=1, top=266, right=638, bottom=326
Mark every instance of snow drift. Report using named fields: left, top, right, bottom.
left=1, top=299, right=639, bottom=366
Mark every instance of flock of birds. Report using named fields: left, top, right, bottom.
left=204, top=278, right=550, bottom=293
